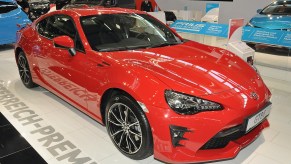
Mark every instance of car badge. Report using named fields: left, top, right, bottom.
left=250, top=92, right=259, bottom=100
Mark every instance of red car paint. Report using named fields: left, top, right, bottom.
left=15, top=8, right=271, bottom=163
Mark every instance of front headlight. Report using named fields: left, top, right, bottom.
left=165, top=90, right=223, bottom=115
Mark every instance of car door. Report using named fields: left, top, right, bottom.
left=35, top=14, right=88, bottom=111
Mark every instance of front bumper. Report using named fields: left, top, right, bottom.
left=145, top=99, right=271, bottom=163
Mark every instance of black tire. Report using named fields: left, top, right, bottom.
left=17, top=52, right=38, bottom=88
left=105, top=93, right=153, bottom=160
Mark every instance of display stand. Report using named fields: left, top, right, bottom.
left=228, top=42, right=255, bottom=63
left=177, top=10, right=195, bottom=21
left=201, top=3, right=219, bottom=23
left=201, top=15, right=218, bottom=23
left=147, top=12, right=166, bottom=24
left=200, top=3, right=220, bottom=46
left=227, top=19, right=254, bottom=63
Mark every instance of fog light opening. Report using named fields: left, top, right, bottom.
left=170, top=125, right=192, bottom=147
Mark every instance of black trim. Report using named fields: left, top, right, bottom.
left=169, top=125, right=192, bottom=147
left=201, top=101, right=271, bottom=150
left=0, top=112, right=47, bottom=164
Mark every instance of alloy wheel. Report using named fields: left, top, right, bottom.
left=107, top=103, right=142, bottom=154
left=18, top=55, right=31, bottom=85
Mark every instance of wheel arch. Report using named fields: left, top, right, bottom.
left=101, top=87, right=154, bottom=159
left=15, top=47, right=23, bottom=60
left=100, top=88, right=138, bottom=125
left=98, top=67, right=170, bottom=125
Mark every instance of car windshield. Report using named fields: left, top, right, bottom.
left=80, top=13, right=182, bottom=52
left=261, top=1, right=291, bottom=15
left=0, top=1, right=18, bottom=14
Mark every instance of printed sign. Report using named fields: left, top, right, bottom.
left=204, top=24, right=228, bottom=38
left=228, top=18, right=244, bottom=39
left=170, top=20, right=228, bottom=38
left=242, top=26, right=291, bottom=48
left=206, top=3, right=220, bottom=13
left=170, top=20, right=207, bottom=34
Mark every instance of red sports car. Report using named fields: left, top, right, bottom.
left=15, top=7, right=272, bottom=163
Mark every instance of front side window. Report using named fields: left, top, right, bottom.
left=0, top=1, right=18, bottom=14
left=36, top=15, right=84, bottom=52
left=80, top=13, right=182, bottom=52
left=261, top=1, right=291, bottom=15
left=37, top=18, right=48, bottom=36
left=45, top=15, right=76, bottom=39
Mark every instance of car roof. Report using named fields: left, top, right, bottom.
left=53, top=7, right=146, bottom=17
left=273, top=0, right=291, bottom=3
left=271, top=0, right=291, bottom=5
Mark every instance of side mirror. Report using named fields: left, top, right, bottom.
left=257, top=9, right=262, bottom=13
left=53, top=36, right=76, bottom=56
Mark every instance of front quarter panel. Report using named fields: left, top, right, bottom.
left=85, top=50, right=171, bottom=120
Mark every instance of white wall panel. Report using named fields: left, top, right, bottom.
left=155, top=0, right=273, bottom=23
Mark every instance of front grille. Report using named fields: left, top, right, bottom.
left=201, top=125, right=244, bottom=150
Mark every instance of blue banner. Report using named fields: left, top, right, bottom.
left=242, top=26, right=291, bottom=48
left=170, top=20, right=228, bottom=38
left=206, top=3, right=220, bottom=13
left=203, top=24, right=228, bottom=38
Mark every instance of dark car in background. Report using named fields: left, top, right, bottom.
left=29, top=0, right=55, bottom=21
left=62, top=0, right=102, bottom=9
left=58, top=0, right=135, bottom=10
left=247, top=0, right=291, bottom=30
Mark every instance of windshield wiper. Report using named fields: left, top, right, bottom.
left=98, top=44, right=151, bottom=52
left=97, top=42, right=180, bottom=52
left=150, top=42, right=180, bottom=48
left=98, top=47, right=127, bottom=52
left=125, top=44, right=151, bottom=50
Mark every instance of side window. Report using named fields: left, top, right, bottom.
left=45, top=15, right=76, bottom=39
left=0, top=1, right=18, bottom=14
left=36, top=18, right=48, bottom=36
left=38, top=15, right=84, bottom=52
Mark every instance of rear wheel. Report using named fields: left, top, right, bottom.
left=17, top=52, right=37, bottom=88
left=105, top=93, right=153, bottom=160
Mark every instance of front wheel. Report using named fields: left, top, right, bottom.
left=105, top=94, right=153, bottom=160
left=17, top=52, right=38, bottom=88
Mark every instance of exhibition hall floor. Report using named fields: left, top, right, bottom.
left=1, top=45, right=291, bottom=164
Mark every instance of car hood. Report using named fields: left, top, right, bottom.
left=250, top=14, right=291, bottom=30
left=109, top=41, right=260, bottom=96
